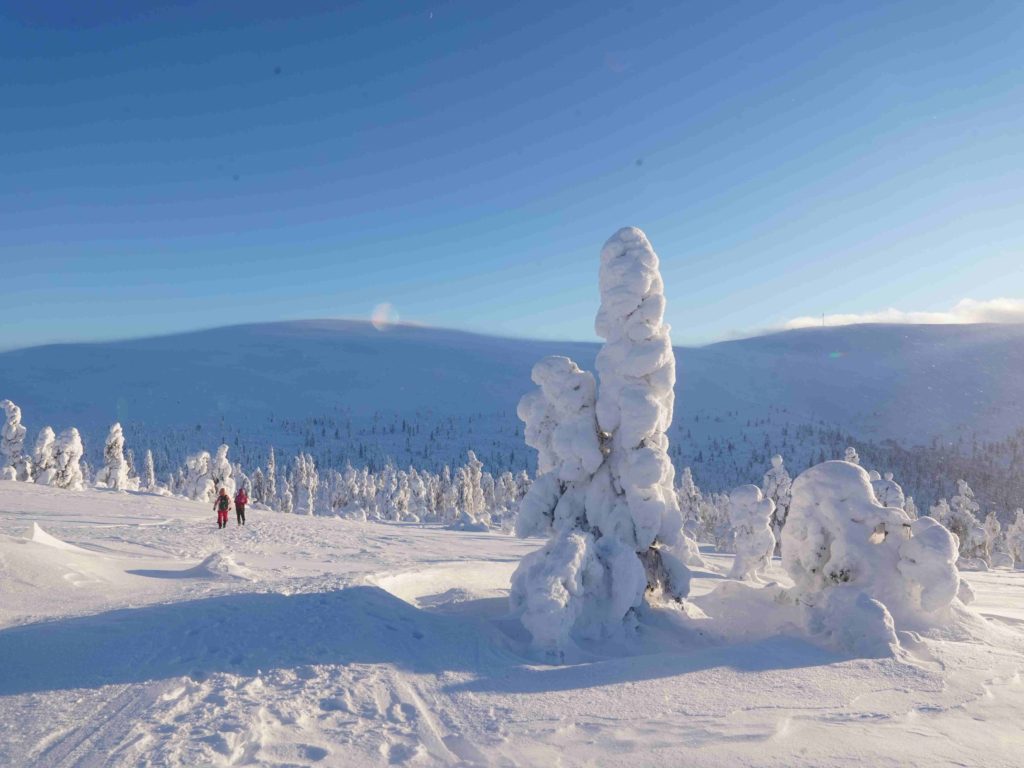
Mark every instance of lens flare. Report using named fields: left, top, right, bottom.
left=371, top=303, right=399, bottom=331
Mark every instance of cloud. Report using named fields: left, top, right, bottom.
left=782, top=298, right=1024, bottom=330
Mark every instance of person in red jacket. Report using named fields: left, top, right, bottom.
left=215, top=488, right=231, bottom=529
left=234, top=487, right=248, bottom=526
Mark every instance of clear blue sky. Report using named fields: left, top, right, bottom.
left=2, top=0, right=1022, bottom=347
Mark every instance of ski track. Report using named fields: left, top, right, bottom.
left=1, top=483, right=1023, bottom=767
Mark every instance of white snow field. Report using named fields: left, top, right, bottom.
left=2, top=482, right=1023, bottom=767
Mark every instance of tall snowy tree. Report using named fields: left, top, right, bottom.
left=510, top=228, right=699, bottom=653
left=904, top=496, right=918, bottom=519
left=455, top=450, right=488, bottom=526
left=32, top=426, right=58, bottom=485
left=675, top=466, right=703, bottom=540
left=983, top=511, right=1002, bottom=561
left=279, top=475, right=294, bottom=514
left=96, top=423, right=130, bottom=491
left=761, top=454, right=793, bottom=548
left=142, top=449, right=156, bottom=490
left=292, top=452, right=319, bottom=515
left=1, top=399, right=31, bottom=481
left=210, top=444, right=236, bottom=496
left=250, top=467, right=267, bottom=504
left=1005, top=509, right=1024, bottom=568
left=125, top=448, right=139, bottom=487
left=183, top=451, right=216, bottom=502
left=51, top=428, right=85, bottom=490
left=266, top=447, right=278, bottom=506
left=727, top=485, right=776, bottom=582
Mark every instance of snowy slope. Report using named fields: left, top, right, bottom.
left=1, top=320, right=1023, bottom=473
left=1, top=482, right=1023, bottom=767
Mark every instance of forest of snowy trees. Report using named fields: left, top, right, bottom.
left=3, top=385, right=1023, bottom=573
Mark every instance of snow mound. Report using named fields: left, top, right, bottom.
left=29, top=522, right=94, bottom=554
left=186, top=552, right=256, bottom=581
left=447, top=512, right=490, bottom=532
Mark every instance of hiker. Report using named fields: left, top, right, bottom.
left=234, top=487, right=248, bottom=526
left=215, top=488, right=231, bottom=529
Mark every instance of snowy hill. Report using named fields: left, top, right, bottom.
left=1, top=320, right=1023, bottom=492
left=1, top=482, right=1022, bottom=766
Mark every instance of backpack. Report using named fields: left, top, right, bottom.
left=217, top=496, right=230, bottom=512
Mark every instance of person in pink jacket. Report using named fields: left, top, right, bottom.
left=234, top=487, right=248, bottom=526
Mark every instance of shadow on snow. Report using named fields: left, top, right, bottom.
left=0, top=586, right=840, bottom=697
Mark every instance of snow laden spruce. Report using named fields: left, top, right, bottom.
left=510, top=227, right=701, bottom=654
left=726, top=485, right=775, bottom=582
left=96, top=422, right=133, bottom=491
left=1, top=399, right=31, bottom=481
left=781, top=461, right=967, bottom=657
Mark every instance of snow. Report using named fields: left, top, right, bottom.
left=510, top=228, right=699, bottom=653
left=1, top=482, right=1023, bottom=766
left=726, top=484, right=775, bottom=582
left=782, top=461, right=970, bottom=654
left=95, top=422, right=131, bottom=491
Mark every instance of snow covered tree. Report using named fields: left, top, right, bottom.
left=783, top=461, right=963, bottom=657
left=32, top=426, right=57, bottom=485
left=843, top=446, right=860, bottom=465
left=930, top=498, right=952, bottom=527
left=481, top=471, right=496, bottom=515
left=904, top=496, right=918, bottom=519
left=675, top=466, right=703, bottom=540
left=51, top=428, right=85, bottom=490
left=944, top=480, right=988, bottom=565
left=452, top=450, right=488, bottom=528
left=510, top=228, right=699, bottom=654
left=1, top=399, right=31, bottom=481
left=266, top=447, right=278, bottom=506
left=250, top=467, right=266, bottom=504
left=727, top=485, right=776, bottom=582
left=292, top=453, right=319, bottom=515
left=761, top=454, right=792, bottom=547
left=983, top=511, right=1002, bottom=563
left=95, top=423, right=130, bottom=491
left=871, top=471, right=905, bottom=510
left=279, top=475, right=294, bottom=514
left=440, top=465, right=458, bottom=522
left=142, top=449, right=156, bottom=490
left=125, top=448, right=139, bottom=488
left=1006, top=509, right=1024, bottom=568
left=183, top=451, right=216, bottom=502
left=210, top=444, right=236, bottom=496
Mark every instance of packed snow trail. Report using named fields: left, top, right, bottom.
left=1, top=483, right=1023, bottom=767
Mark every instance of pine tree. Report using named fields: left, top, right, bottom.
left=142, top=449, right=156, bottom=490
left=96, top=423, right=130, bottom=491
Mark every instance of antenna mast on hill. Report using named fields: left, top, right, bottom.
left=821, top=313, right=825, bottom=328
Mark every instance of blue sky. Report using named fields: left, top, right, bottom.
left=2, top=0, right=1022, bottom=348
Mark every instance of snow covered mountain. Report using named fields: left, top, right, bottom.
left=1, top=320, right=1022, bottom=491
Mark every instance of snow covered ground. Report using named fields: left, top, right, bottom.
left=2, top=482, right=1023, bottom=767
